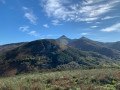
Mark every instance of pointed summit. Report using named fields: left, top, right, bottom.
left=80, top=37, right=91, bottom=42
left=80, top=36, right=88, bottom=39
left=59, top=35, right=68, bottom=39
left=57, top=35, right=72, bottom=45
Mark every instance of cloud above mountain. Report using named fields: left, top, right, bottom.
left=22, top=6, right=37, bottom=25
left=101, top=23, right=120, bottom=32
left=28, top=31, right=39, bottom=37
left=19, top=26, right=29, bottom=32
left=41, top=0, right=120, bottom=22
left=102, top=16, right=120, bottom=20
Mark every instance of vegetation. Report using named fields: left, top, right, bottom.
left=0, top=36, right=120, bottom=89
left=0, top=39, right=120, bottom=76
left=68, top=37, right=120, bottom=58
left=0, top=42, right=25, bottom=55
left=0, top=68, right=120, bottom=90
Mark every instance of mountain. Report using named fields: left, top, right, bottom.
left=0, top=42, right=26, bottom=55
left=0, top=39, right=67, bottom=76
left=68, top=37, right=120, bottom=58
left=1, top=39, right=67, bottom=61
left=56, top=35, right=72, bottom=45
left=0, top=39, right=117, bottom=76
left=57, top=35, right=120, bottom=51
left=102, top=41, right=120, bottom=51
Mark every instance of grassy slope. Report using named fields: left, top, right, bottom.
left=0, top=68, right=120, bottom=90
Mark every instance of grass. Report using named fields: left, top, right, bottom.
left=0, top=68, right=120, bottom=90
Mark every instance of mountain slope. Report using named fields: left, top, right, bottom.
left=1, top=39, right=66, bottom=61
left=0, top=39, right=117, bottom=76
left=68, top=37, right=120, bottom=58
left=102, top=41, right=120, bottom=51
left=0, top=39, right=67, bottom=76
left=0, top=42, right=26, bottom=55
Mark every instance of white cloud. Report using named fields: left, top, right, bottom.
left=82, top=0, right=104, bottom=5
left=43, top=24, right=49, bottom=28
left=91, top=26, right=98, bottom=28
left=41, top=0, right=120, bottom=22
left=0, top=0, right=5, bottom=4
left=101, top=23, right=120, bottom=32
left=24, top=12, right=37, bottom=25
left=28, top=31, right=39, bottom=37
left=78, top=17, right=98, bottom=22
left=81, top=33, right=89, bottom=35
left=51, top=20, right=62, bottom=26
left=19, top=26, right=29, bottom=32
left=22, top=6, right=37, bottom=25
left=22, top=6, right=28, bottom=10
left=19, top=26, right=39, bottom=37
left=102, top=16, right=120, bottom=20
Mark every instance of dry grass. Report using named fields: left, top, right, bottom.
left=0, top=68, right=120, bottom=90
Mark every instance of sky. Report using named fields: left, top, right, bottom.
left=0, top=0, right=120, bottom=45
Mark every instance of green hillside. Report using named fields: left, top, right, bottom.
left=68, top=37, right=120, bottom=59
left=0, top=39, right=119, bottom=76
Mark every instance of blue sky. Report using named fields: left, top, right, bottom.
left=0, top=0, right=120, bottom=45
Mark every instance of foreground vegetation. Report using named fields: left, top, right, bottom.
left=0, top=68, right=120, bottom=90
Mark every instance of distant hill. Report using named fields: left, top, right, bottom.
left=56, top=35, right=72, bottom=45
left=68, top=37, right=120, bottom=59
left=0, top=42, right=26, bottom=55
left=102, top=41, right=120, bottom=51
left=0, top=39, right=118, bottom=76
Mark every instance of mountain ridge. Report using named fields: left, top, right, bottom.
left=68, top=37, right=120, bottom=58
left=0, top=36, right=120, bottom=76
left=1, top=38, right=119, bottom=76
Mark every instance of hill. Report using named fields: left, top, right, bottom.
left=102, top=41, right=120, bottom=51
left=0, top=42, right=25, bottom=55
left=0, top=39, right=118, bottom=76
left=68, top=37, right=120, bottom=59
left=0, top=39, right=67, bottom=76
